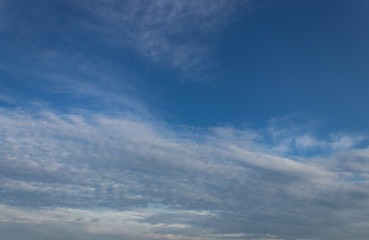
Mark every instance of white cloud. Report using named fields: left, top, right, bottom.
left=266, top=113, right=366, bottom=155
left=0, top=204, right=204, bottom=239
left=328, top=134, right=365, bottom=151
left=1, top=107, right=369, bottom=239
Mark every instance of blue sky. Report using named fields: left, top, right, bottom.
left=1, top=0, right=369, bottom=239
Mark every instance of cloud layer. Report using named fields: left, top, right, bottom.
left=1, top=107, right=369, bottom=240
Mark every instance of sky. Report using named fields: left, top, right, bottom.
left=1, top=0, right=369, bottom=239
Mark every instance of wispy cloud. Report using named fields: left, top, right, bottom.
left=266, top=113, right=366, bottom=155
left=83, top=0, right=252, bottom=76
left=2, top=0, right=250, bottom=78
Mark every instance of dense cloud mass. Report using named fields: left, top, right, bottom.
left=1, top=108, right=369, bottom=240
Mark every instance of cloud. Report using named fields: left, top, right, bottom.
left=1, top=107, right=369, bottom=239
left=2, top=0, right=251, bottom=78
left=0, top=92, right=16, bottom=105
left=80, top=0, right=252, bottom=76
left=266, top=113, right=366, bottom=155
left=1, top=1, right=369, bottom=239
left=0, top=204, right=216, bottom=240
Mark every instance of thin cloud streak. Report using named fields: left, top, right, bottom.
left=83, top=0, right=252, bottom=75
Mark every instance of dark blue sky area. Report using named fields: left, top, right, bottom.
left=145, top=0, right=369, bottom=131
left=1, top=0, right=369, bottom=132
